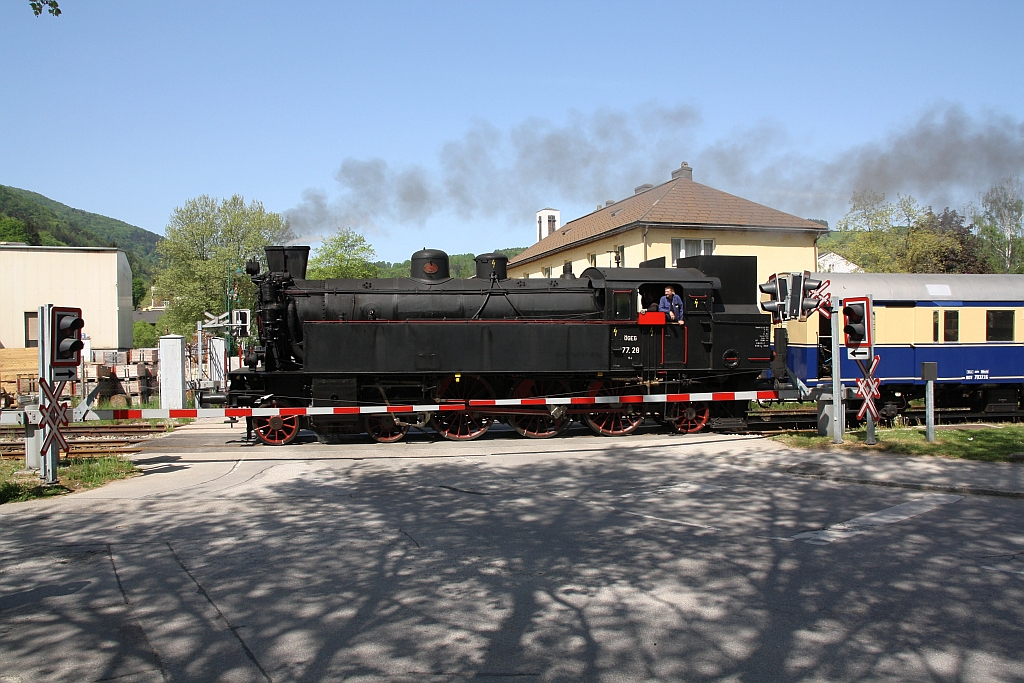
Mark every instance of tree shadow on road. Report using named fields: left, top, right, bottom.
left=2, top=443, right=1023, bottom=682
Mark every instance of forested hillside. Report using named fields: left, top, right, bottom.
left=0, top=184, right=163, bottom=303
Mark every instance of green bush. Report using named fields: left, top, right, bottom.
left=133, top=320, right=158, bottom=348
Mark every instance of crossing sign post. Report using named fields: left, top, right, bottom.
left=31, top=304, right=84, bottom=485
left=855, top=354, right=881, bottom=445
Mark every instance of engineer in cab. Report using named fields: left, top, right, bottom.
left=659, top=285, right=684, bottom=322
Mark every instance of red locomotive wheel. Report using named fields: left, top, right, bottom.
left=583, top=380, right=644, bottom=437
left=364, top=414, right=410, bottom=443
left=431, top=375, right=494, bottom=441
left=508, top=378, right=571, bottom=439
left=665, top=401, right=710, bottom=434
left=253, top=399, right=301, bottom=445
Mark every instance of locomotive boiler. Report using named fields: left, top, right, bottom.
left=226, top=245, right=774, bottom=444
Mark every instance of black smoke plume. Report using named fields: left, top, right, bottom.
left=286, top=104, right=1024, bottom=238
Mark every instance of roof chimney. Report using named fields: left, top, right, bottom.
left=605, top=200, right=615, bottom=207
left=634, top=183, right=654, bottom=194
left=671, top=161, right=692, bottom=181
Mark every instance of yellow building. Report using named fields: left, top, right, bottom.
left=509, top=163, right=827, bottom=285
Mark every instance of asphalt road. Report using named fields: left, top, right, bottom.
left=2, top=421, right=1023, bottom=683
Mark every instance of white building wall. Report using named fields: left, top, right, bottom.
left=535, top=209, right=561, bottom=242
left=0, top=246, right=133, bottom=350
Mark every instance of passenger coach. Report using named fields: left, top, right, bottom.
left=785, top=273, right=1024, bottom=416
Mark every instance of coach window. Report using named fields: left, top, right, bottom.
left=987, top=310, right=1014, bottom=342
left=613, top=290, right=633, bottom=320
left=24, top=311, right=38, bottom=348
left=932, top=311, right=939, bottom=342
left=943, top=310, right=959, bottom=342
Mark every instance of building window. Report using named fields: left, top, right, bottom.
left=686, top=239, right=714, bottom=257
left=537, top=216, right=543, bottom=241
left=24, top=311, right=38, bottom=348
left=615, top=245, right=625, bottom=267
left=987, top=310, right=1014, bottom=341
left=671, top=238, right=714, bottom=264
left=944, top=310, right=959, bottom=342
left=932, top=310, right=939, bottom=342
left=548, top=215, right=557, bottom=236
left=587, top=253, right=597, bottom=267
left=542, top=266, right=551, bottom=278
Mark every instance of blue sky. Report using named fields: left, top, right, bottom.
left=2, top=1, right=1022, bottom=262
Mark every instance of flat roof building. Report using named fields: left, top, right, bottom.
left=0, top=244, right=133, bottom=351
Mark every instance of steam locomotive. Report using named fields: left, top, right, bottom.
left=225, top=245, right=775, bottom=444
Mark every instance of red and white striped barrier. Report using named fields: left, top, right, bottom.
left=0, top=389, right=774, bottom=421
left=467, top=390, right=779, bottom=408
left=82, top=390, right=780, bottom=420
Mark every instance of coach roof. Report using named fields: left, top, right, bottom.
left=819, top=273, right=1024, bottom=303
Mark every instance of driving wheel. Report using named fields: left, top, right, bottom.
left=253, top=399, right=301, bottom=445
left=430, top=375, right=494, bottom=441
left=364, top=413, right=410, bottom=443
left=583, top=380, right=644, bottom=436
left=665, top=401, right=710, bottom=434
left=508, top=378, right=571, bottom=438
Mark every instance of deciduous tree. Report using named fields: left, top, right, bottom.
left=155, top=195, right=293, bottom=336
left=305, top=228, right=379, bottom=279
left=825, top=192, right=958, bottom=273
left=29, top=1, right=60, bottom=16
left=972, top=177, right=1024, bottom=273
left=0, top=216, right=31, bottom=243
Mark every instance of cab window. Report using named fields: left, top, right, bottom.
left=613, top=290, right=632, bottom=319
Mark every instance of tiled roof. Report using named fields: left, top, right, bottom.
left=510, top=177, right=827, bottom=266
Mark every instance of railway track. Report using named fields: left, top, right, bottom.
left=0, top=423, right=169, bottom=438
left=0, top=440, right=146, bottom=456
left=0, top=423, right=171, bottom=458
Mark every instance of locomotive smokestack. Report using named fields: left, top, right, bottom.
left=265, top=246, right=310, bottom=279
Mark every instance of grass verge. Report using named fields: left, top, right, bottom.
left=773, top=425, right=1024, bottom=462
left=0, top=456, right=139, bottom=505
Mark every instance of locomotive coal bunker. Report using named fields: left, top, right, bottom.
left=226, top=245, right=774, bottom=444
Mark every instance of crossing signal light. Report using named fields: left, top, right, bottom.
left=797, top=272, right=823, bottom=322
left=759, top=274, right=788, bottom=322
left=842, top=297, right=872, bottom=349
left=50, top=307, right=84, bottom=367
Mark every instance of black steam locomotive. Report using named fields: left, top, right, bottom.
left=226, top=245, right=774, bottom=444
